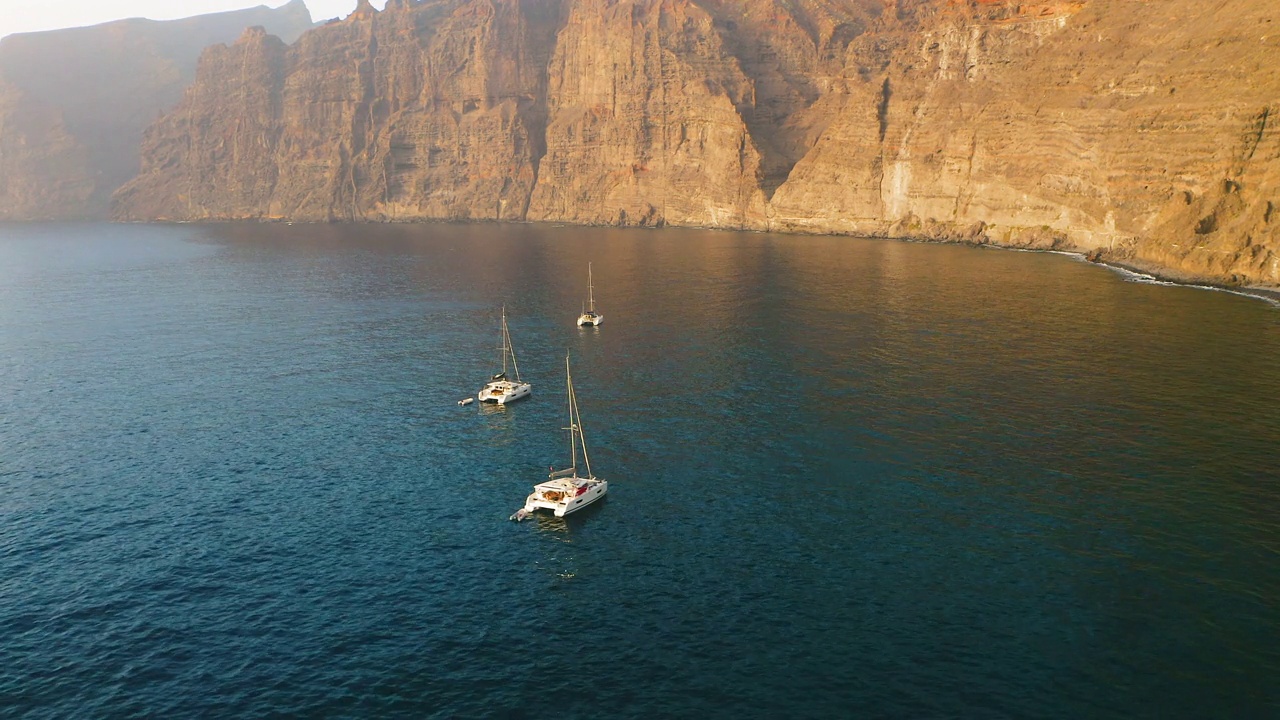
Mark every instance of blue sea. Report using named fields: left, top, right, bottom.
left=1, top=222, right=1277, bottom=718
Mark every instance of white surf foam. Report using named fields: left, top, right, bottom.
left=1101, top=264, right=1280, bottom=306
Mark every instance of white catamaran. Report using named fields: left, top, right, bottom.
left=522, top=353, right=607, bottom=517
left=477, top=307, right=532, bottom=404
left=577, top=262, right=603, bottom=326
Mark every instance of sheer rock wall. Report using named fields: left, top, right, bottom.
left=111, top=0, right=1280, bottom=288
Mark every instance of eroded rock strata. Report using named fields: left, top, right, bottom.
left=112, top=0, right=1280, bottom=287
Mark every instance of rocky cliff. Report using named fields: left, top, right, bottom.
left=0, top=0, right=315, bottom=219
left=768, top=0, right=1280, bottom=286
left=111, top=0, right=1280, bottom=288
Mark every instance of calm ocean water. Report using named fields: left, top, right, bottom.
left=1, top=222, right=1277, bottom=718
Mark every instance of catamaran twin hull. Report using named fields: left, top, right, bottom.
left=577, top=312, right=604, bottom=327
left=478, top=380, right=531, bottom=404
left=525, top=477, right=607, bottom=517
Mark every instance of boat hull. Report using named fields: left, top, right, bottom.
left=525, top=479, right=607, bottom=517
left=478, top=380, right=531, bottom=404
left=577, top=313, right=603, bottom=327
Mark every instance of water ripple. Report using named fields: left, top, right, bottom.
left=0, top=223, right=1277, bottom=717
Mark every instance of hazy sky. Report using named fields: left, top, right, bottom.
left=0, top=1, right=388, bottom=40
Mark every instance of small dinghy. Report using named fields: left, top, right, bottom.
left=458, top=397, right=474, bottom=406
left=510, top=508, right=531, bottom=522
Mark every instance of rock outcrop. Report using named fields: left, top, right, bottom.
left=96, top=0, right=1280, bottom=287
left=0, top=0, right=314, bottom=219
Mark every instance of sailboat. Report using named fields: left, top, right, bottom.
left=477, top=306, right=532, bottom=404
left=522, top=353, right=607, bottom=517
left=576, top=262, right=603, bottom=326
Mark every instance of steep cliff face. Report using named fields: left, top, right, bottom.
left=770, top=0, right=1280, bottom=285
left=0, top=0, right=314, bottom=219
left=116, top=0, right=876, bottom=229
left=117, top=0, right=558, bottom=222
left=691, top=0, right=883, bottom=197
left=527, top=0, right=769, bottom=228
left=113, top=0, right=1280, bottom=288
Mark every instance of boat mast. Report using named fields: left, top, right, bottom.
left=506, top=308, right=522, bottom=381
left=498, top=306, right=509, bottom=377
left=567, top=353, right=592, bottom=478
left=587, top=262, right=595, bottom=313
left=565, top=353, right=577, bottom=471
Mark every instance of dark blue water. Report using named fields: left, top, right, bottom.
left=1, top=222, right=1277, bottom=718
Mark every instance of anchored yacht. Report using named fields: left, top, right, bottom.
left=478, top=307, right=531, bottom=404
left=522, top=353, right=607, bottom=517
left=576, top=262, right=603, bottom=326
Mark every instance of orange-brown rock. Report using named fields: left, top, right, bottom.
left=528, top=0, right=766, bottom=227
left=112, top=0, right=1280, bottom=288
left=117, top=0, right=561, bottom=222
left=770, top=0, right=1280, bottom=286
